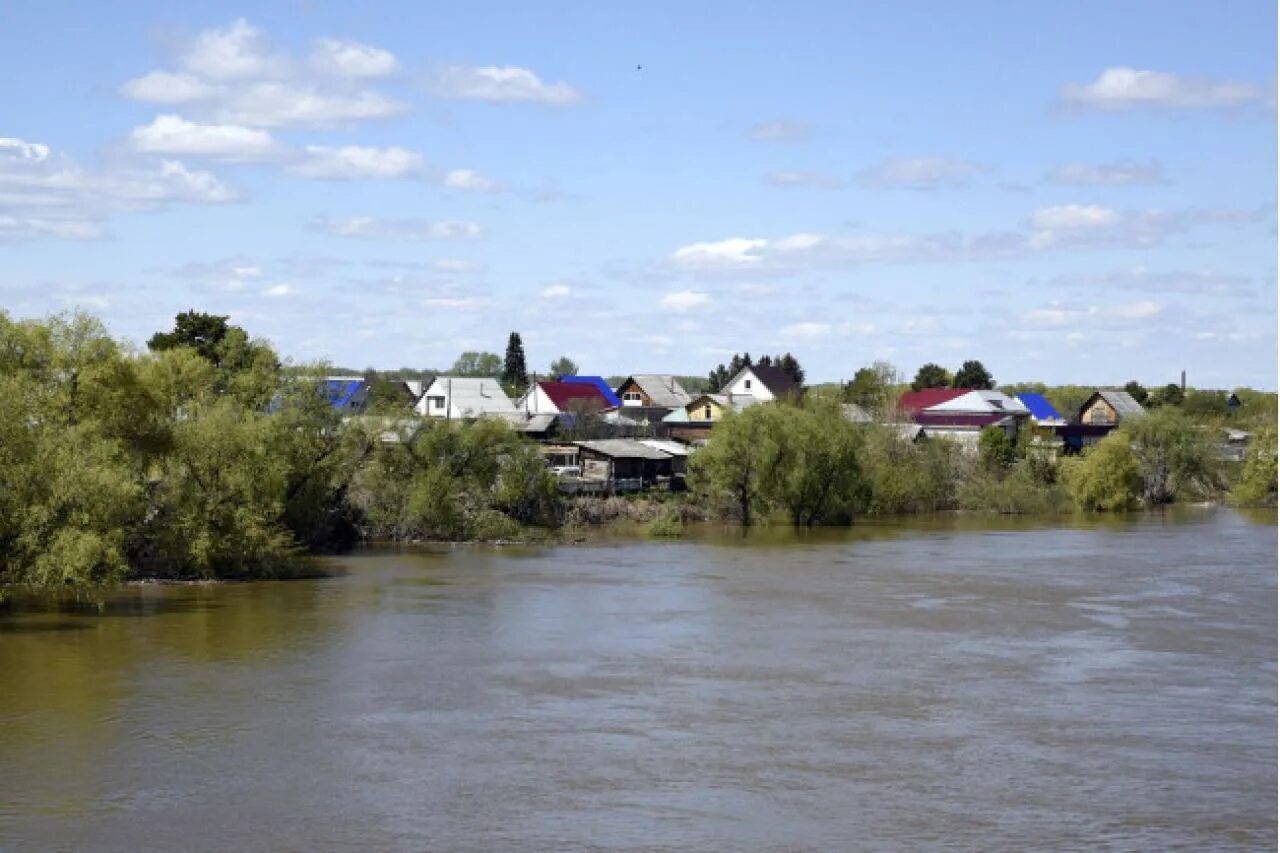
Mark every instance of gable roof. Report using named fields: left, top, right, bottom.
left=749, top=364, right=800, bottom=396
left=560, top=375, right=621, bottom=407
left=423, top=376, right=517, bottom=416
left=1086, top=389, right=1145, bottom=420
left=926, top=390, right=1029, bottom=416
left=575, top=439, right=674, bottom=460
left=1016, top=392, right=1065, bottom=423
left=322, top=378, right=367, bottom=410
left=897, top=388, right=967, bottom=413
left=538, top=380, right=612, bottom=410
left=618, top=374, right=692, bottom=408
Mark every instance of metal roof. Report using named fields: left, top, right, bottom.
left=925, top=390, right=1028, bottom=415
left=419, top=376, right=518, bottom=417
left=560, top=375, right=622, bottom=407
left=1015, top=392, right=1065, bottom=423
left=618, top=374, right=692, bottom=408
left=1094, top=390, right=1146, bottom=419
left=322, top=379, right=366, bottom=410
left=574, top=439, right=674, bottom=460
left=896, top=388, right=967, bottom=413
left=536, top=381, right=612, bottom=410
left=638, top=438, right=691, bottom=456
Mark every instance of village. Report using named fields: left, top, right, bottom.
left=311, top=344, right=1255, bottom=495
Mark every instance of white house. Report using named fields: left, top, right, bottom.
left=923, top=390, right=1030, bottom=417
left=719, top=364, right=800, bottom=403
left=414, top=376, right=518, bottom=419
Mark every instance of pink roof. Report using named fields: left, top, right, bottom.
left=896, top=388, right=967, bottom=414
left=539, top=381, right=610, bottom=410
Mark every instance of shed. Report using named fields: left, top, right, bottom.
left=574, top=439, right=677, bottom=484
left=1078, top=390, right=1145, bottom=426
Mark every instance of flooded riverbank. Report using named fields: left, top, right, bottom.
left=1, top=508, right=1274, bottom=850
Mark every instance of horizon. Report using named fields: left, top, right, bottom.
left=2, top=2, right=1276, bottom=389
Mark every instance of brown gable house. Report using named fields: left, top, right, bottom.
left=1078, top=390, right=1145, bottom=426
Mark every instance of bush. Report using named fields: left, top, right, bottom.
left=1062, top=433, right=1141, bottom=511
left=1231, top=425, right=1277, bottom=507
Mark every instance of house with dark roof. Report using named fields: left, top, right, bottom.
left=518, top=380, right=613, bottom=416
left=719, top=364, right=800, bottom=403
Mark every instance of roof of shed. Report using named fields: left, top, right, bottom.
left=574, top=439, right=675, bottom=460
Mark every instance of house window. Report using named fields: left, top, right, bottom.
left=744, top=379, right=752, bottom=390
left=623, top=391, right=643, bottom=405
left=704, top=405, right=712, bottom=419
left=429, top=396, right=445, bottom=410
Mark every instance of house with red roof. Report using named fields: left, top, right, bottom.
left=517, top=380, right=614, bottom=416
left=895, top=388, right=1030, bottom=450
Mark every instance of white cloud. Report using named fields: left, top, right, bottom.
left=1030, top=203, right=1120, bottom=230
left=1045, top=161, right=1166, bottom=186
left=129, top=114, right=277, bottom=161
left=308, top=37, right=398, bottom=78
left=0, top=136, right=238, bottom=241
left=431, top=65, right=581, bottom=105
left=263, top=283, right=297, bottom=297
left=215, top=82, right=406, bottom=128
left=856, top=157, right=987, bottom=189
left=313, top=215, right=482, bottom=241
left=182, top=18, right=286, bottom=81
left=540, top=283, right=572, bottom=298
left=1060, top=67, right=1267, bottom=111
left=1024, top=300, right=1163, bottom=326
left=422, top=296, right=491, bottom=310
left=442, top=169, right=501, bottom=192
left=288, top=145, right=423, bottom=179
left=1051, top=267, right=1256, bottom=299
left=671, top=237, right=767, bottom=267
left=745, top=120, right=811, bottom=142
left=119, top=71, right=221, bottom=103
left=659, top=290, right=711, bottom=312
left=779, top=320, right=876, bottom=340
left=765, top=170, right=847, bottom=189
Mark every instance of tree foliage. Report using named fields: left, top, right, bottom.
left=978, top=426, right=1016, bottom=471
left=845, top=361, right=898, bottom=414
left=450, top=351, right=502, bottom=378
left=548, top=356, right=579, bottom=380
left=911, top=362, right=952, bottom=391
left=952, top=360, right=994, bottom=390
left=1062, top=432, right=1142, bottom=512
left=1231, top=424, right=1277, bottom=507
left=503, top=332, right=528, bottom=387
left=1124, top=408, right=1221, bottom=504
left=1123, top=380, right=1149, bottom=406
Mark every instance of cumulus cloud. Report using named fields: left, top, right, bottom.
left=287, top=145, right=423, bottom=179
left=745, top=120, right=812, bottom=142
left=1024, top=300, right=1163, bottom=326
left=1045, top=161, right=1167, bottom=186
left=1060, top=67, right=1268, bottom=111
left=540, top=283, right=572, bottom=298
left=659, top=290, right=711, bottom=311
left=120, top=19, right=405, bottom=128
left=129, top=114, right=278, bottom=160
left=765, top=170, right=847, bottom=189
left=1030, top=203, right=1120, bottom=230
left=313, top=215, right=482, bottom=241
left=442, top=169, right=502, bottom=192
left=308, top=37, right=398, bottom=78
left=855, top=157, right=987, bottom=189
left=671, top=237, right=768, bottom=268
left=779, top=320, right=876, bottom=340
left=429, top=65, right=581, bottom=104
left=263, top=283, right=297, bottom=297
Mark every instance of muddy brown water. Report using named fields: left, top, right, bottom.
left=1, top=509, right=1275, bottom=851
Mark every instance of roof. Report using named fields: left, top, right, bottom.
left=1016, top=392, right=1065, bottom=423
left=662, top=407, right=690, bottom=423
left=322, top=379, right=366, bottom=410
left=638, top=438, right=690, bottom=457
left=424, top=376, right=517, bottom=416
left=914, top=412, right=1012, bottom=429
left=1088, top=390, right=1146, bottom=420
left=927, top=390, right=1029, bottom=416
left=618, top=375, right=692, bottom=408
left=560, top=375, right=621, bottom=407
left=724, top=364, right=799, bottom=396
left=896, top=388, right=967, bottom=413
left=537, top=380, right=612, bottom=411
left=686, top=392, right=758, bottom=413
left=515, top=413, right=558, bottom=433
left=574, top=439, right=674, bottom=460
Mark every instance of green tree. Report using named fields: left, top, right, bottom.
left=911, top=362, right=952, bottom=391
left=978, top=426, right=1016, bottom=471
left=774, top=352, right=806, bottom=387
left=503, top=332, right=529, bottom=387
left=1231, top=425, right=1278, bottom=506
left=450, top=351, right=502, bottom=377
left=1124, top=407, right=1220, bottom=504
left=708, top=352, right=752, bottom=391
left=1062, top=433, right=1142, bottom=511
left=952, top=359, right=994, bottom=390
left=548, top=355, right=579, bottom=379
left=147, top=310, right=232, bottom=364
left=1123, top=380, right=1149, bottom=406
left=845, top=361, right=898, bottom=414
left=687, top=406, right=771, bottom=525
left=1147, top=383, right=1185, bottom=408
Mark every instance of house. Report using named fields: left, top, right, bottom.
left=1078, top=390, right=1145, bottom=427
left=895, top=388, right=1027, bottom=449
left=574, top=439, right=679, bottom=489
left=559, top=375, right=622, bottom=408
left=677, top=392, right=759, bottom=424
left=918, top=389, right=1030, bottom=418
left=518, top=380, right=614, bottom=416
left=615, top=375, right=692, bottom=409
left=1016, top=392, right=1066, bottom=427
left=413, top=376, right=518, bottom=419
left=720, top=364, right=800, bottom=403
left=322, top=377, right=371, bottom=413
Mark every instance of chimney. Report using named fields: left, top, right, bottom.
left=1181, top=370, right=1186, bottom=392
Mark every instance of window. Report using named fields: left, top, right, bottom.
left=623, top=391, right=643, bottom=405
left=1088, top=406, right=1110, bottom=425
left=704, top=405, right=712, bottom=419
left=429, top=396, right=445, bottom=410
left=744, top=379, right=752, bottom=390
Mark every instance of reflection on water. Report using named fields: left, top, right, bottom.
left=1, top=509, right=1274, bottom=850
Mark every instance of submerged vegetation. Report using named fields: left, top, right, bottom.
left=1, top=309, right=1274, bottom=589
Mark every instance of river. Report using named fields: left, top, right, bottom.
left=1, top=508, right=1275, bottom=851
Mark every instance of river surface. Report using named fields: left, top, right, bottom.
left=1, top=509, right=1275, bottom=851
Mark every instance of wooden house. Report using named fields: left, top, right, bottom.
left=1078, top=390, right=1145, bottom=427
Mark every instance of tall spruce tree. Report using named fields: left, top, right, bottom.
left=503, top=332, right=528, bottom=386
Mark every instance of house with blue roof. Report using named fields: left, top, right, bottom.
left=323, top=377, right=372, bottom=413
left=1015, top=393, right=1066, bottom=427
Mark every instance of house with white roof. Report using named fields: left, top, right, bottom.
left=413, top=376, right=518, bottom=419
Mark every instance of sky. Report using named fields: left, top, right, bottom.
left=1, top=1, right=1276, bottom=388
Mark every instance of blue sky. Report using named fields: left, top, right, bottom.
left=1, top=1, right=1275, bottom=388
